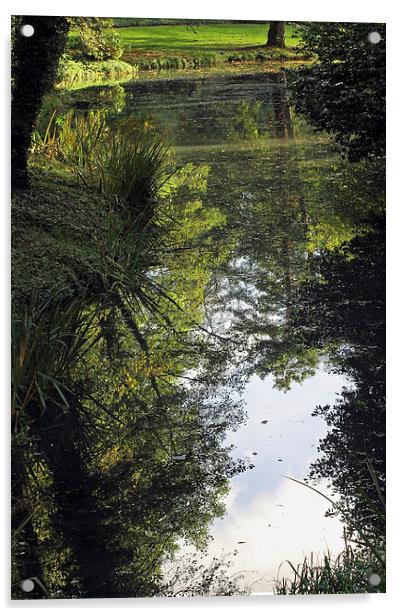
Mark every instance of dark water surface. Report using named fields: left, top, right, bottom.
left=62, top=70, right=386, bottom=593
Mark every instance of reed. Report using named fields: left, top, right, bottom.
left=274, top=476, right=385, bottom=594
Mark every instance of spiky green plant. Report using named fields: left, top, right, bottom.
left=32, top=109, right=107, bottom=166
left=32, top=110, right=171, bottom=226
left=78, top=127, right=170, bottom=217
left=273, top=476, right=385, bottom=594
left=275, top=542, right=385, bottom=594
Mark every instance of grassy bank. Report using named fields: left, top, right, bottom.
left=118, top=23, right=304, bottom=70
left=67, top=23, right=307, bottom=73
left=55, top=57, right=138, bottom=90
left=12, top=163, right=111, bottom=304
left=16, top=111, right=169, bottom=304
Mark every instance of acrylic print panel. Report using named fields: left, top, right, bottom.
left=11, top=16, right=385, bottom=598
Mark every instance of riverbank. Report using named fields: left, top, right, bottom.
left=122, top=46, right=306, bottom=71
left=55, top=57, right=138, bottom=90
left=118, top=23, right=308, bottom=71
left=65, top=22, right=309, bottom=75
left=12, top=162, right=112, bottom=304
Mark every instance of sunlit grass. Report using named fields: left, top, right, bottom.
left=115, top=23, right=301, bottom=53
left=67, top=23, right=304, bottom=72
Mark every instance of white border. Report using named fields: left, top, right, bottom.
left=1, top=1, right=401, bottom=614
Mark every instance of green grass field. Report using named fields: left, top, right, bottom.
left=116, top=23, right=301, bottom=53
left=68, top=23, right=305, bottom=72
left=115, top=23, right=303, bottom=70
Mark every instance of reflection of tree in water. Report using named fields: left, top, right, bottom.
left=270, top=72, right=294, bottom=140
left=227, top=72, right=294, bottom=142
left=43, top=70, right=305, bottom=152
left=147, top=70, right=386, bottom=546
left=208, top=135, right=384, bottom=380
left=11, top=156, right=248, bottom=598
left=115, top=71, right=298, bottom=145
left=13, top=68, right=386, bottom=597
left=296, top=219, right=386, bottom=537
left=203, top=102, right=385, bottom=534
left=222, top=193, right=385, bottom=537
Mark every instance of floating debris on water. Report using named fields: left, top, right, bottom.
left=172, top=454, right=187, bottom=462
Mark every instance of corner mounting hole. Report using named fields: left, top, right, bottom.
left=368, top=31, right=381, bottom=44
left=368, top=573, right=381, bottom=586
left=20, top=578, right=35, bottom=592
left=20, top=24, right=34, bottom=37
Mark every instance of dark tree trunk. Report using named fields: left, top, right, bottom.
left=271, top=72, right=294, bottom=139
left=266, top=21, right=286, bottom=48
left=11, top=16, right=68, bottom=190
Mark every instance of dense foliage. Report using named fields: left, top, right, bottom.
left=289, top=22, right=386, bottom=161
left=68, top=17, right=123, bottom=61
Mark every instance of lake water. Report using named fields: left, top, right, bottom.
left=58, top=69, right=385, bottom=594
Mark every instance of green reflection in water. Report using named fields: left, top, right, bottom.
left=14, top=70, right=385, bottom=597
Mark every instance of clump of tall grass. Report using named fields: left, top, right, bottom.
left=274, top=542, right=385, bottom=594
left=274, top=475, right=385, bottom=594
left=29, top=109, right=181, bottom=340
left=11, top=288, right=102, bottom=426
left=32, top=110, right=171, bottom=225
left=78, top=127, right=170, bottom=216
left=32, top=110, right=105, bottom=167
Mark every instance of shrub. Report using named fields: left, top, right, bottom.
left=289, top=23, right=386, bottom=161
left=68, top=17, right=123, bottom=61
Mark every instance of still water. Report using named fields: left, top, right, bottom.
left=66, top=69, right=385, bottom=593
